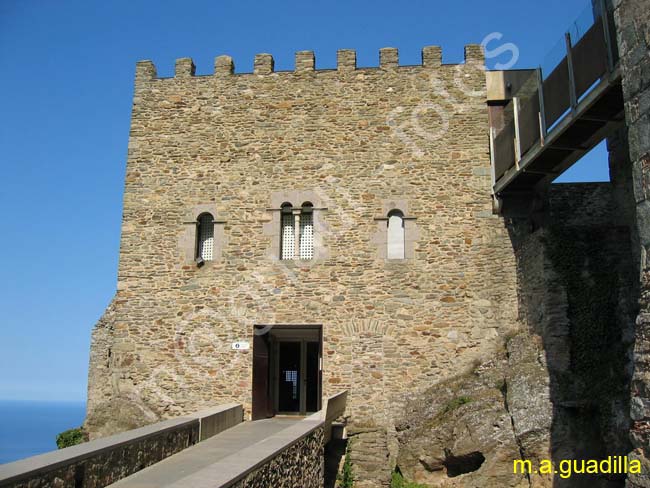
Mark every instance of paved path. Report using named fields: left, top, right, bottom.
left=110, top=417, right=303, bottom=488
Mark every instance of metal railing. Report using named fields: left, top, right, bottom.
left=491, top=0, right=619, bottom=186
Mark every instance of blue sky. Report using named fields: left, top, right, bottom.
left=0, top=0, right=608, bottom=403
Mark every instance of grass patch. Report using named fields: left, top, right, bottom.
left=439, top=396, right=472, bottom=416
left=391, top=469, right=429, bottom=488
left=337, top=441, right=354, bottom=488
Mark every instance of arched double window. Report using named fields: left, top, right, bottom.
left=387, top=209, right=405, bottom=259
left=197, top=213, right=215, bottom=261
left=280, top=202, right=314, bottom=260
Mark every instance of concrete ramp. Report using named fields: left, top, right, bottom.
left=109, top=417, right=314, bottom=488
left=110, top=392, right=348, bottom=487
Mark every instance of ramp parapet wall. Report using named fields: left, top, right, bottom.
left=0, top=403, right=242, bottom=488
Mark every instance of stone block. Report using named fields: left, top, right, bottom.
left=337, top=49, right=356, bottom=71
left=254, top=53, right=274, bottom=74
left=295, top=51, right=315, bottom=72
left=379, top=47, right=398, bottom=69
left=215, top=55, right=234, bottom=76
left=422, top=46, right=442, bottom=67
left=464, top=44, right=484, bottom=64
left=135, top=60, right=156, bottom=83
left=175, top=57, right=195, bottom=78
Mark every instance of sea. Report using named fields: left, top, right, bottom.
left=0, top=400, right=86, bottom=465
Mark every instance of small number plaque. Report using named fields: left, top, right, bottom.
left=231, top=341, right=250, bottom=350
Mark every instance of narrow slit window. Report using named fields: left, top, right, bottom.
left=299, top=203, right=314, bottom=260
left=197, top=213, right=215, bottom=261
left=281, top=203, right=295, bottom=260
left=387, top=210, right=405, bottom=259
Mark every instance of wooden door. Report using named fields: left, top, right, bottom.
left=252, top=329, right=272, bottom=420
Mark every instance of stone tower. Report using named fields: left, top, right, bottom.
left=85, top=44, right=519, bottom=440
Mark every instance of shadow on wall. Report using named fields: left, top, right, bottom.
left=324, top=438, right=348, bottom=488
left=508, top=181, right=638, bottom=488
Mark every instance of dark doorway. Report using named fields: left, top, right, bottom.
left=252, top=325, right=322, bottom=418
left=278, top=341, right=301, bottom=412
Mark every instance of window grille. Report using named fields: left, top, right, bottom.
left=299, top=212, right=314, bottom=260
left=387, top=210, right=405, bottom=259
left=285, top=370, right=298, bottom=399
left=281, top=212, right=295, bottom=260
left=198, top=214, right=214, bottom=261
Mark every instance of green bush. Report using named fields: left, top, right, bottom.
left=338, top=441, right=354, bottom=488
left=390, top=469, right=429, bottom=488
left=56, top=427, right=87, bottom=449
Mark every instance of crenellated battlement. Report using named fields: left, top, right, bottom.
left=135, top=45, right=485, bottom=81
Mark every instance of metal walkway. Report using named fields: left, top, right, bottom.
left=109, top=417, right=305, bottom=488
left=488, top=0, right=625, bottom=211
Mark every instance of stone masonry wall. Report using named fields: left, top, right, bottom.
left=85, top=43, right=520, bottom=450
left=230, top=425, right=324, bottom=488
left=612, top=0, right=650, bottom=486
